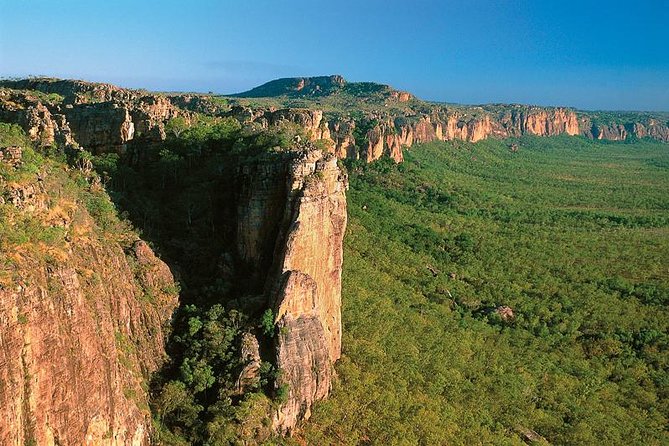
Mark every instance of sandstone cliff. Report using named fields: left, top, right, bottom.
left=271, top=151, right=347, bottom=433
left=2, top=75, right=666, bottom=443
left=0, top=144, right=178, bottom=445
left=235, top=148, right=347, bottom=434
left=0, top=79, right=224, bottom=154
left=233, top=105, right=585, bottom=162
left=234, top=103, right=667, bottom=163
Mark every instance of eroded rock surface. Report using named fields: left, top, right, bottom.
left=3, top=77, right=668, bottom=167
left=0, top=153, right=178, bottom=445
left=269, top=150, right=347, bottom=433
left=272, top=272, right=332, bottom=432
left=0, top=79, right=224, bottom=154
left=234, top=148, right=347, bottom=434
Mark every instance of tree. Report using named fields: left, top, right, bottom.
left=166, top=116, right=189, bottom=138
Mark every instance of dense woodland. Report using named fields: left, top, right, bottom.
left=302, top=136, right=669, bottom=445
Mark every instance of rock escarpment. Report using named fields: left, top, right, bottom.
left=271, top=151, right=347, bottom=432
left=2, top=77, right=668, bottom=167
left=240, top=105, right=588, bottom=163
left=235, top=149, right=347, bottom=434
left=0, top=79, right=222, bottom=154
left=228, top=75, right=668, bottom=162
left=0, top=145, right=178, bottom=445
left=234, top=103, right=667, bottom=163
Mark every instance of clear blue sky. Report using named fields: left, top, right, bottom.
left=1, top=0, right=667, bottom=110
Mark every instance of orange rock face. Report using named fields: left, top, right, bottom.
left=0, top=164, right=178, bottom=445
left=0, top=80, right=213, bottom=154
left=329, top=119, right=357, bottom=159
left=3, top=78, right=668, bottom=167
left=235, top=148, right=347, bottom=434
left=274, top=151, right=348, bottom=360
left=292, top=106, right=591, bottom=163
left=270, top=150, right=347, bottom=433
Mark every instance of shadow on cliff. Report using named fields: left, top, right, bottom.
left=94, top=126, right=298, bottom=440
left=100, top=130, right=285, bottom=307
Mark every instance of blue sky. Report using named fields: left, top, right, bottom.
left=1, top=0, right=667, bottom=110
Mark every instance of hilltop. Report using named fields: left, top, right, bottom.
left=230, top=74, right=413, bottom=102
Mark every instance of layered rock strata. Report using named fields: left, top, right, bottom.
left=242, top=106, right=586, bottom=162
left=0, top=80, right=222, bottom=154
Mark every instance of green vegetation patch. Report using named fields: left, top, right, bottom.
left=302, top=136, right=669, bottom=445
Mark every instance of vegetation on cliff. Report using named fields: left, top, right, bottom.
left=0, top=124, right=179, bottom=445
left=3, top=76, right=668, bottom=444
left=96, top=120, right=668, bottom=445
left=89, top=116, right=328, bottom=443
left=0, top=123, right=136, bottom=281
left=300, top=136, right=669, bottom=445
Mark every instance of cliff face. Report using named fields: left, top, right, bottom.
left=271, top=151, right=347, bottom=433
left=2, top=75, right=667, bottom=442
left=271, top=150, right=347, bottom=362
left=235, top=149, right=347, bottom=434
left=0, top=146, right=178, bottom=445
left=328, top=106, right=584, bottom=162
left=240, top=104, right=664, bottom=164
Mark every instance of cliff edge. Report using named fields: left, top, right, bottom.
left=0, top=136, right=178, bottom=445
left=235, top=148, right=348, bottom=434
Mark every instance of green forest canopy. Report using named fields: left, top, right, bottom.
left=301, top=136, right=669, bottom=445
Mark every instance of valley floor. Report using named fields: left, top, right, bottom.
left=300, top=136, right=668, bottom=445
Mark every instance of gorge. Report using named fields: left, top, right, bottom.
left=0, top=75, right=667, bottom=444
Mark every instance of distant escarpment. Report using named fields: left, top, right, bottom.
left=232, top=105, right=583, bottom=163
left=0, top=138, right=178, bottom=445
left=229, top=76, right=668, bottom=161
left=1, top=77, right=667, bottom=166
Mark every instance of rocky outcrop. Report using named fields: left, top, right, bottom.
left=497, top=107, right=580, bottom=137
left=273, top=272, right=332, bottom=433
left=231, top=75, right=348, bottom=98
left=236, top=104, right=646, bottom=163
left=0, top=146, right=23, bottom=167
left=269, top=150, right=347, bottom=433
left=0, top=78, right=136, bottom=105
left=329, top=119, right=357, bottom=159
left=235, top=333, right=262, bottom=394
left=0, top=148, right=178, bottom=445
left=0, top=79, right=230, bottom=154
left=236, top=158, right=291, bottom=287
left=2, top=78, right=668, bottom=165
left=345, top=106, right=584, bottom=161
left=633, top=120, right=669, bottom=141
left=0, top=242, right=177, bottom=446
left=261, top=109, right=331, bottom=141
left=593, top=124, right=628, bottom=141
left=0, top=88, right=137, bottom=152
left=271, top=150, right=347, bottom=361
left=234, top=148, right=347, bottom=434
